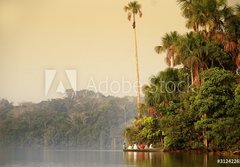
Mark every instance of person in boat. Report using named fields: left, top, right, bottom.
left=133, top=144, right=138, bottom=150
left=144, top=144, right=149, bottom=149
left=127, top=145, right=133, bottom=149
left=139, top=143, right=144, bottom=149
left=149, top=144, right=153, bottom=149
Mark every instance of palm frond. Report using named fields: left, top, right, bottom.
left=124, top=1, right=142, bottom=21
left=124, top=6, right=130, bottom=12
left=155, top=46, right=163, bottom=54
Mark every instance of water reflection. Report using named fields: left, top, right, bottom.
left=0, top=147, right=238, bottom=167
left=123, top=152, right=162, bottom=166
left=122, top=151, right=236, bottom=167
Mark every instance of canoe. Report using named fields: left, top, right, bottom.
left=123, top=148, right=162, bottom=152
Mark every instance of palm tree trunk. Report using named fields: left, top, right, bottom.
left=195, top=65, right=201, bottom=87
left=171, top=56, right=174, bottom=68
left=133, top=18, right=141, bottom=118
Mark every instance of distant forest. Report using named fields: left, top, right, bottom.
left=0, top=90, right=136, bottom=149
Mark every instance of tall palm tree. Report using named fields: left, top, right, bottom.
left=124, top=1, right=142, bottom=118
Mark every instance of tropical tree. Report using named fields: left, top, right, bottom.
left=237, top=4, right=240, bottom=17
left=175, top=32, right=231, bottom=86
left=177, top=0, right=231, bottom=33
left=178, top=0, right=240, bottom=69
left=155, top=31, right=181, bottom=67
left=124, top=117, right=162, bottom=145
left=142, top=68, right=189, bottom=117
left=124, top=1, right=142, bottom=118
left=223, top=6, right=240, bottom=68
left=175, top=32, right=206, bottom=86
left=193, top=68, right=237, bottom=150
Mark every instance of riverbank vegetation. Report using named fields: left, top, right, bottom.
left=124, top=0, right=240, bottom=152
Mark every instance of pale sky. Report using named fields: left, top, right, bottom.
left=0, top=0, right=238, bottom=103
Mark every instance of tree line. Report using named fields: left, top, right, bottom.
left=0, top=90, right=137, bottom=149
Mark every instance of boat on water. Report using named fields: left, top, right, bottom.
left=123, top=148, right=162, bottom=152
left=122, top=144, right=162, bottom=152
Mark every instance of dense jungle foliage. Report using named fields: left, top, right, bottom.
left=124, top=0, right=240, bottom=151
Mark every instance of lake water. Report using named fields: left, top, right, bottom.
left=0, top=148, right=238, bottom=167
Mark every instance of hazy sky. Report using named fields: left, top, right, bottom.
left=0, top=0, right=238, bottom=103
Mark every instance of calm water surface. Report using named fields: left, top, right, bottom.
left=0, top=148, right=238, bottom=167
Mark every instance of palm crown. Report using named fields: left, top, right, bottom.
left=124, top=1, right=142, bottom=29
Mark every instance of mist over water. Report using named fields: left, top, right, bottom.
left=0, top=91, right=137, bottom=150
